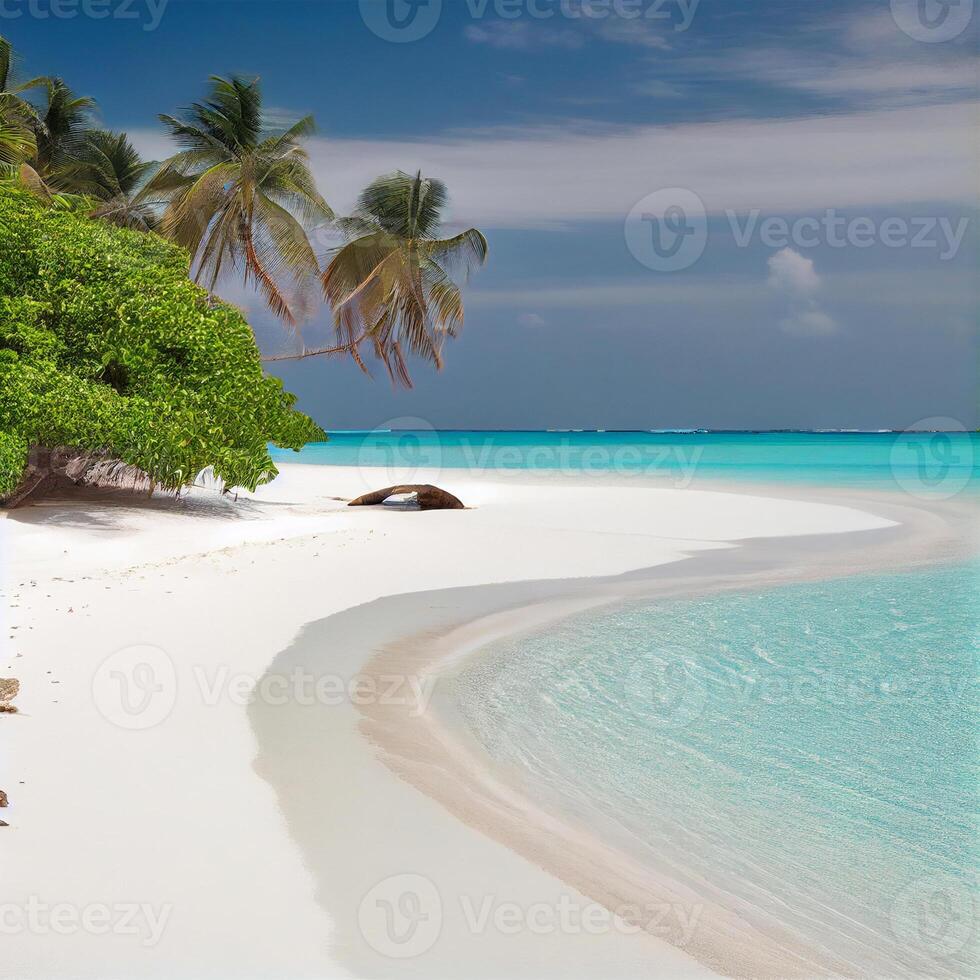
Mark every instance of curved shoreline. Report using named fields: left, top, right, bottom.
left=249, top=480, right=975, bottom=978
left=353, top=487, right=974, bottom=978
left=6, top=464, right=975, bottom=979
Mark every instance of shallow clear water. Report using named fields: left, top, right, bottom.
left=452, top=561, right=979, bottom=976
left=272, top=430, right=980, bottom=492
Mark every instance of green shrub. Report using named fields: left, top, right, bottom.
left=0, top=187, right=324, bottom=498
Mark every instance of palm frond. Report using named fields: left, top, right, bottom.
left=319, top=170, right=486, bottom=386
left=423, top=227, right=489, bottom=274
left=152, top=74, right=328, bottom=324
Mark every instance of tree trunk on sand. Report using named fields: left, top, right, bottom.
left=0, top=446, right=154, bottom=509
left=348, top=485, right=465, bottom=511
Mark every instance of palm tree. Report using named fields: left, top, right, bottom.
left=63, top=130, right=158, bottom=230
left=149, top=74, right=332, bottom=324
left=31, top=77, right=95, bottom=178
left=0, top=36, right=40, bottom=171
left=273, top=171, right=487, bottom=387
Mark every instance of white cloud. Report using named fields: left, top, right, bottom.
left=132, top=100, right=976, bottom=231
left=767, top=248, right=820, bottom=295
left=768, top=248, right=836, bottom=336
left=736, top=53, right=980, bottom=103
left=631, top=79, right=686, bottom=99
left=843, top=7, right=913, bottom=48
left=780, top=310, right=838, bottom=336
left=463, top=21, right=583, bottom=49
left=644, top=4, right=978, bottom=110
left=593, top=17, right=670, bottom=49
left=463, top=12, right=670, bottom=51
left=465, top=268, right=972, bottom=312
left=517, top=312, right=546, bottom=326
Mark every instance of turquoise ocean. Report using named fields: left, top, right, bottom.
left=453, top=562, right=979, bottom=976
left=279, top=431, right=978, bottom=973
left=272, top=430, right=980, bottom=492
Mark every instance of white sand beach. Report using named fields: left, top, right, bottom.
left=3, top=463, right=962, bottom=979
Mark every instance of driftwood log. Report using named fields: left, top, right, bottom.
left=348, top=485, right=464, bottom=511
left=0, top=678, right=19, bottom=715
left=0, top=678, right=19, bottom=702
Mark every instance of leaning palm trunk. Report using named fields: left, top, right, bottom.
left=149, top=75, right=332, bottom=326
left=0, top=446, right=155, bottom=508
left=306, top=171, right=487, bottom=386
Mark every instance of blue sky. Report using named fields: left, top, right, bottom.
left=9, top=0, right=979, bottom=429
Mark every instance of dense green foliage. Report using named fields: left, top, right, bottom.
left=0, top=186, right=323, bottom=497
left=1, top=33, right=487, bottom=391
